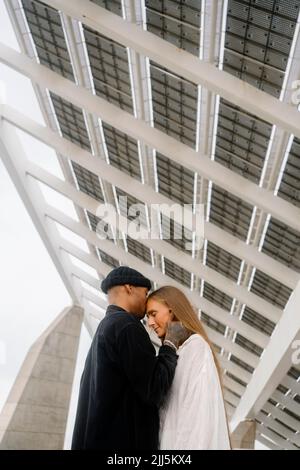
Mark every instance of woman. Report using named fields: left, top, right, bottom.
left=146, top=286, right=231, bottom=450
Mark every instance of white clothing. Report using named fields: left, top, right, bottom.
left=159, top=334, right=230, bottom=450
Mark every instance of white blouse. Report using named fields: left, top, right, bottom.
left=159, top=334, right=231, bottom=450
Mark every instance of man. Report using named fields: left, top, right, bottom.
left=71, top=266, right=186, bottom=450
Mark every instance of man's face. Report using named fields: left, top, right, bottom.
left=130, top=286, right=149, bottom=317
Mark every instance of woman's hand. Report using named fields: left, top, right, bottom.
left=164, top=321, right=192, bottom=349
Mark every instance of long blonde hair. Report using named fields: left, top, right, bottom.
left=147, top=285, right=232, bottom=445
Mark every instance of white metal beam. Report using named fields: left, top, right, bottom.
left=0, top=109, right=79, bottom=302
left=262, top=402, right=300, bottom=435
left=271, top=389, right=300, bottom=418
left=256, top=423, right=297, bottom=450
left=1, top=105, right=298, bottom=292
left=41, top=0, right=300, bottom=141
left=230, top=280, right=300, bottom=432
left=220, top=357, right=252, bottom=385
left=1, top=45, right=300, bottom=234
left=257, top=411, right=300, bottom=447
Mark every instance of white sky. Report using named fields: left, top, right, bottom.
left=0, top=0, right=268, bottom=450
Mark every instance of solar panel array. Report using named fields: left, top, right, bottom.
left=16, top=0, right=300, bottom=449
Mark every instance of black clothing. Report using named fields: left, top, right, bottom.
left=71, top=305, right=177, bottom=450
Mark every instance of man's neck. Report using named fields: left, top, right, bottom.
left=109, top=300, right=130, bottom=313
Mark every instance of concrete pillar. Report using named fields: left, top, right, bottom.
left=231, top=419, right=256, bottom=449
left=0, top=305, right=83, bottom=450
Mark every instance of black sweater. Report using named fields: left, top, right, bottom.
left=71, top=304, right=178, bottom=450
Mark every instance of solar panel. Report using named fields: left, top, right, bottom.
left=202, top=282, right=234, bottom=312
left=150, top=63, right=198, bottom=148
left=156, top=152, right=195, bottom=205
left=83, top=26, right=133, bottom=113
left=145, top=0, right=201, bottom=55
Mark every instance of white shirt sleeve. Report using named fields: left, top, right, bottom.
left=172, top=336, right=230, bottom=450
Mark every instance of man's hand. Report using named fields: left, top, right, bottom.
left=164, top=321, right=192, bottom=349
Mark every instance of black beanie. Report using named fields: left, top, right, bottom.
left=101, top=266, right=152, bottom=294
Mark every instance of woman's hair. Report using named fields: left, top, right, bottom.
left=147, top=285, right=221, bottom=377
left=147, top=285, right=232, bottom=445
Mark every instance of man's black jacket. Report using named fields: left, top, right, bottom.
left=71, top=304, right=178, bottom=450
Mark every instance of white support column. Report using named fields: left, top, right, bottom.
left=40, top=0, right=300, bottom=140
left=231, top=420, right=256, bottom=449
left=0, top=305, right=83, bottom=450
left=1, top=45, right=300, bottom=233
left=230, top=280, right=300, bottom=432
left=1, top=105, right=298, bottom=291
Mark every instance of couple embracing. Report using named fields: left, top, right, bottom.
left=71, top=266, right=231, bottom=450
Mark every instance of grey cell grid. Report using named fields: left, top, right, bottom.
left=89, top=0, right=122, bottom=17
left=126, top=236, right=152, bottom=265
left=114, top=187, right=148, bottom=229
left=98, top=249, right=120, bottom=269
left=72, top=163, right=104, bottom=203
left=230, top=354, right=255, bottom=375
left=216, top=99, right=272, bottom=183
left=200, top=312, right=227, bottom=336
left=235, top=333, right=264, bottom=357
left=281, top=407, right=300, bottom=423
left=224, top=0, right=299, bottom=97
left=83, top=26, right=133, bottom=113
left=287, top=366, right=300, bottom=381
left=22, top=0, right=74, bottom=80
left=156, top=152, right=195, bottom=205
left=145, top=0, right=201, bottom=56
left=163, top=257, right=191, bottom=287
left=87, top=211, right=114, bottom=242
left=50, top=94, right=91, bottom=151
left=278, top=137, right=300, bottom=208
left=202, top=282, right=234, bottom=312
left=160, top=214, right=193, bottom=252
left=102, top=122, right=141, bottom=180
left=209, top=184, right=254, bottom=241
left=241, top=306, right=276, bottom=336
left=48, top=95, right=106, bottom=210
left=250, top=269, right=292, bottom=310
left=261, top=218, right=300, bottom=273
left=206, top=241, right=242, bottom=282
left=150, top=63, right=198, bottom=148
left=225, top=371, right=248, bottom=388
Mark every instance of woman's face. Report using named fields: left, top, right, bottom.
left=146, top=298, right=173, bottom=339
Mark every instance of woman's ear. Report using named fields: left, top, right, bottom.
left=169, top=309, right=175, bottom=321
